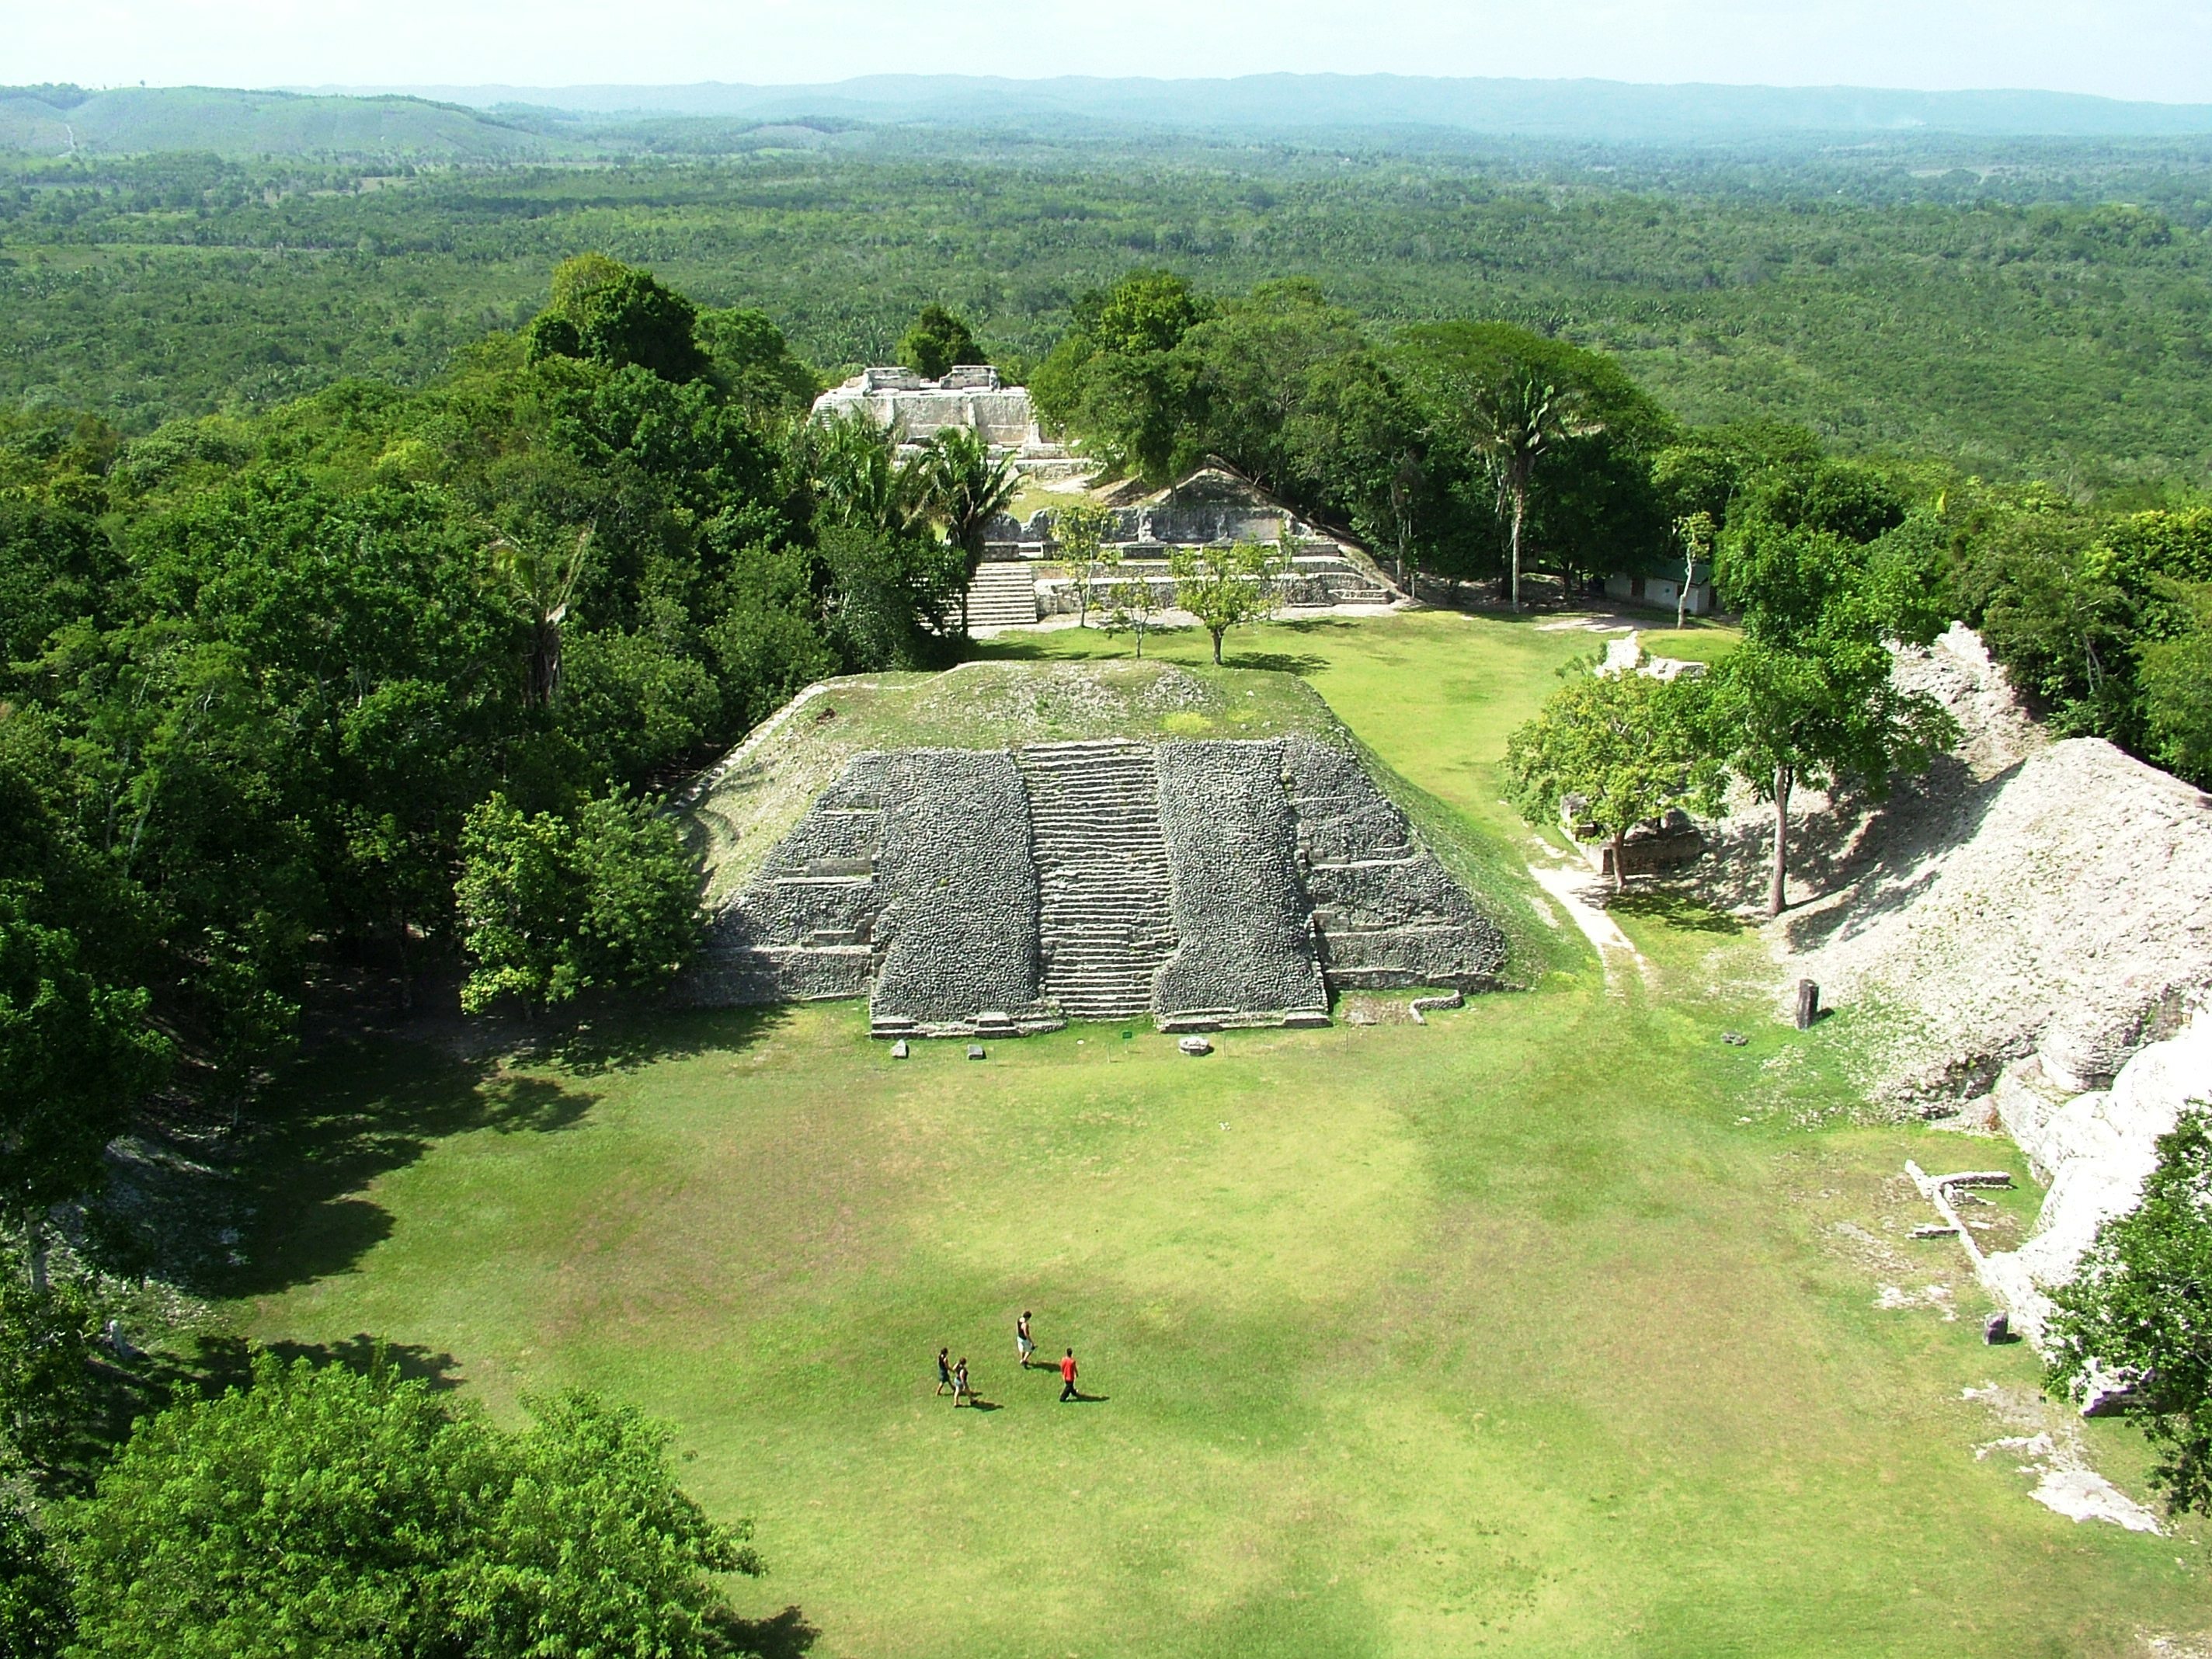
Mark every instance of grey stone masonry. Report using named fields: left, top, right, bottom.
left=868, top=750, right=1057, bottom=1038
left=680, top=753, right=896, bottom=1005
left=1284, top=737, right=1508, bottom=991
left=683, top=732, right=1507, bottom=1031
left=964, top=561, right=1040, bottom=628
left=1018, top=741, right=1177, bottom=1021
left=1153, top=742, right=1331, bottom=1030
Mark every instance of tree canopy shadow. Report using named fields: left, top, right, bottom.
left=710, top=1605, right=819, bottom=1658
left=1607, top=889, right=1745, bottom=935
left=106, top=997, right=798, bottom=1300
left=1682, top=750, right=2020, bottom=953
left=548, top=1003, right=795, bottom=1076
left=179, top=1330, right=466, bottom=1394
left=1224, top=649, right=1329, bottom=676
left=220, top=1038, right=600, bottom=1296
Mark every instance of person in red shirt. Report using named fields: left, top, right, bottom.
left=1059, top=1348, right=1078, bottom=1402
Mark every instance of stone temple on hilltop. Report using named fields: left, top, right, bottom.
left=811, top=364, right=1092, bottom=485
left=811, top=368, right=1405, bottom=629
left=683, top=728, right=1505, bottom=1038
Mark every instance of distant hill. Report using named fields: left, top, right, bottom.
left=318, top=73, right=2212, bottom=141
left=11, top=75, right=2211, bottom=161
left=0, top=85, right=544, bottom=158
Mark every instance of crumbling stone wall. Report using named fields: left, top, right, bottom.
left=868, top=750, right=1052, bottom=1035
left=1285, top=738, right=1508, bottom=990
left=687, top=733, right=1508, bottom=1031
left=679, top=753, right=894, bottom=1004
left=1153, top=743, right=1330, bottom=1028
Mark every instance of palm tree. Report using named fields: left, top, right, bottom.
left=806, top=409, right=921, bottom=536
left=1457, top=374, right=1602, bottom=611
left=913, top=427, right=1021, bottom=635
left=488, top=523, right=591, bottom=708
left=914, top=428, right=1021, bottom=575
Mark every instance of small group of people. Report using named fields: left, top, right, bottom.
left=935, top=1310, right=1083, bottom=1408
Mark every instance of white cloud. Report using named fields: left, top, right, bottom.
left=8, top=0, right=2209, bottom=104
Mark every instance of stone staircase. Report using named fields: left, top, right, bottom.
left=964, top=561, right=1040, bottom=628
left=1018, top=741, right=1177, bottom=1021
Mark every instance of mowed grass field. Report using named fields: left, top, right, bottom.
left=235, top=611, right=2210, bottom=1656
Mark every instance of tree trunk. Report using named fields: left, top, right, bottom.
left=26, top=1216, right=48, bottom=1293
left=1211, top=628, right=1224, bottom=666
left=1769, top=764, right=1794, bottom=918
left=393, top=904, right=414, bottom=1011
left=1678, top=560, right=1690, bottom=631
left=1610, top=827, right=1626, bottom=893
left=530, top=619, right=565, bottom=708
left=1508, top=482, right=1527, bottom=611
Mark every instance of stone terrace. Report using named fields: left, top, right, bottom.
left=684, top=735, right=1507, bottom=1035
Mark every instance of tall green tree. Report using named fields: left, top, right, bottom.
left=1102, top=548, right=1160, bottom=659
left=1053, top=500, right=1116, bottom=628
left=487, top=524, right=590, bottom=711
left=1708, top=521, right=1956, bottom=915
left=896, top=304, right=985, bottom=381
left=2047, top=1105, right=2212, bottom=1517
left=2138, top=583, right=2212, bottom=782
left=0, top=1277, right=96, bottom=1469
left=1505, top=662, right=1721, bottom=891
left=1170, top=537, right=1289, bottom=666
left=1402, top=322, right=1678, bottom=597
left=694, top=306, right=821, bottom=418
left=0, top=1497, right=71, bottom=1659
left=911, top=426, right=1019, bottom=610
left=527, top=254, right=707, bottom=384
left=455, top=791, right=704, bottom=1017
left=63, top=1352, right=764, bottom=1657
left=1030, top=270, right=1209, bottom=483
left=0, top=899, right=170, bottom=1286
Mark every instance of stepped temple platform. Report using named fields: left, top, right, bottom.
left=681, top=714, right=1504, bottom=1035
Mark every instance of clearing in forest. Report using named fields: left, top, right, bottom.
left=232, top=610, right=2211, bottom=1657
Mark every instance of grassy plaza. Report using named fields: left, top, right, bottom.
left=231, top=611, right=2208, bottom=1656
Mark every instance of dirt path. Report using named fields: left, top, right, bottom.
left=1524, top=839, right=1650, bottom=983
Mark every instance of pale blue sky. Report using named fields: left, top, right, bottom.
left=9, top=1, right=2211, bottom=105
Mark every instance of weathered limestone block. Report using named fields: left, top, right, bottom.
left=683, top=727, right=1508, bottom=1031
left=868, top=750, right=1052, bottom=1033
left=677, top=756, right=893, bottom=1007
left=1152, top=741, right=1329, bottom=1028
left=1983, top=1007, right=2212, bottom=1348
left=1285, top=737, right=1507, bottom=990
left=731, top=878, right=879, bottom=945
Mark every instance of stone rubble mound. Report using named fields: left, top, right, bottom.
left=1742, top=625, right=2212, bottom=1106
left=681, top=734, right=1507, bottom=1035
left=1981, top=1007, right=2212, bottom=1348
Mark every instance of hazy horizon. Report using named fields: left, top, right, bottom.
left=12, top=2, right=2210, bottom=106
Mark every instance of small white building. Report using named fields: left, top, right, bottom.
left=1602, top=566, right=1714, bottom=617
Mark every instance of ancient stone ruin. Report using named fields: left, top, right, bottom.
left=962, top=467, right=1401, bottom=630
left=812, top=364, right=1043, bottom=449
left=681, top=734, right=1506, bottom=1036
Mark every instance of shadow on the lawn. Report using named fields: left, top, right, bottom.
left=229, top=1007, right=794, bottom=1294
left=1607, top=889, right=1747, bottom=935
left=711, top=1605, right=820, bottom=1658
left=1224, top=650, right=1329, bottom=676
left=551, top=1004, right=794, bottom=1076
left=186, top=1330, right=468, bottom=1393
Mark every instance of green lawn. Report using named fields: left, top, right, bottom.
left=1633, top=624, right=1744, bottom=666
left=234, top=610, right=2209, bottom=1656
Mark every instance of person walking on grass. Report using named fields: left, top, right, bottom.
left=1059, top=1348, right=1079, bottom=1402
left=954, top=1357, right=972, bottom=1407
left=1017, top=1311, right=1035, bottom=1369
left=936, top=1348, right=952, bottom=1396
